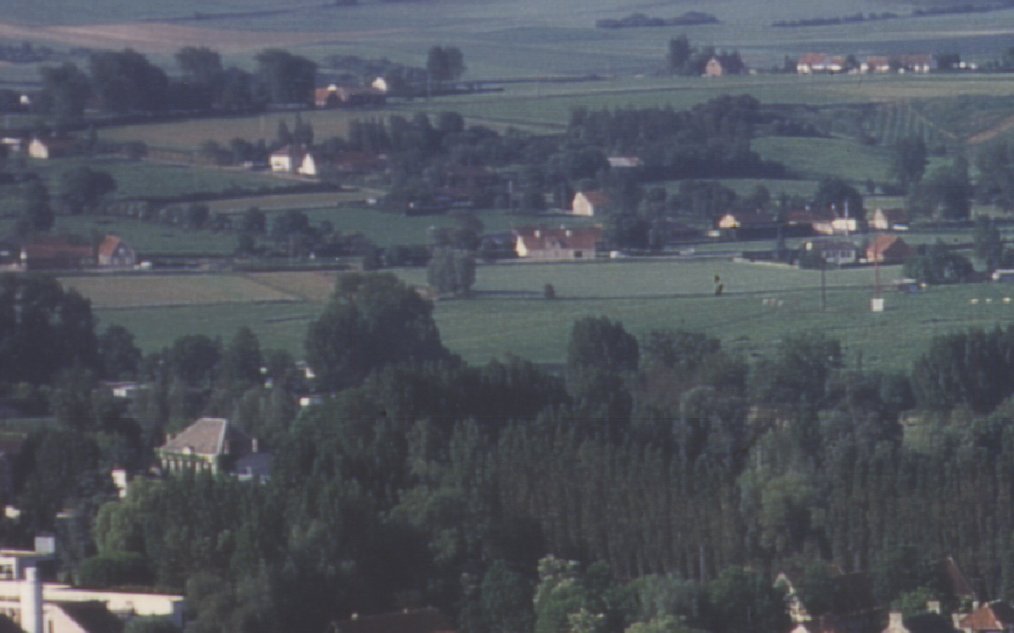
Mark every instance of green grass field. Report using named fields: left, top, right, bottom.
left=76, top=259, right=1014, bottom=373
left=22, top=156, right=284, bottom=199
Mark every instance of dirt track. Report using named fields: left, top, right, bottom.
left=0, top=20, right=407, bottom=54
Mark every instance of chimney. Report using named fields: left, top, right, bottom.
left=20, top=566, right=42, bottom=633
left=32, top=535, right=55, bottom=556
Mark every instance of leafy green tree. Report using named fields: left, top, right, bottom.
left=813, top=177, right=864, bottom=222
left=910, top=159, right=973, bottom=220
left=625, top=616, right=697, bottom=633
left=305, top=273, right=449, bottom=390
left=254, top=49, right=317, bottom=105
left=427, top=248, right=476, bottom=297
left=973, top=215, right=1005, bottom=272
left=88, top=49, right=169, bottom=113
left=124, top=617, right=181, bottom=633
left=481, top=561, right=533, bottom=633
left=567, top=317, right=640, bottom=375
left=903, top=241, right=973, bottom=285
left=239, top=207, right=266, bottom=234
left=0, top=275, right=99, bottom=385
left=59, top=166, right=116, bottom=215
left=426, top=46, right=466, bottom=84
left=891, top=136, right=928, bottom=192
left=219, top=327, right=263, bottom=391
left=37, top=62, right=91, bottom=122
left=97, top=324, right=140, bottom=377
left=534, top=557, right=590, bottom=633
left=667, top=36, right=692, bottom=73
left=166, top=334, right=221, bottom=388
left=17, top=428, right=112, bottom=532
left=910, top=326, right=1014, bottom=412
left=18, top=179, right=53, bottom=234
left=701, top=567, right=790, bottom=633
left=752, top=331, right=841, bottom=407
left=78, top=551, right=153, bottom=587
left=176, top=46, right=222, bottom=85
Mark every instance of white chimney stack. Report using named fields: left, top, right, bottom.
left=20, top=566, right=42, bottom=633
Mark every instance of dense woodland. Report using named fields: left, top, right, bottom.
left=4, top=272, right=1014, bottom=632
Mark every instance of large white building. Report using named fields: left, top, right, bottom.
left=0, top=566, right=184, bottom=633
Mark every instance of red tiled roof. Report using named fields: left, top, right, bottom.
left=867, top=235, right=912, bottom=261
left=97, top=235, right=122, bottom=258
left=21, top=242, right=93, bottom=260
left=960, top=601, right=1014, bottom=632
left=799, top=53, right=829, bottom=66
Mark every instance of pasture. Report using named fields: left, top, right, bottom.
left=9, top=0, right=1014, bottom=76
left=77, top=259, right=1014, bottom=374
left=23, top=156, right=283, bottom=199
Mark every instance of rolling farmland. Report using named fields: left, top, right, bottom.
left=72, top=259, right=1014, bottom=373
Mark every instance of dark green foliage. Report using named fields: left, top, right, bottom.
left=812, top=177, right=864, bottom=221
left=59, top=166, right=116, bottom=215
left=973, top=215, right=1005, bottom=272
left=255, top=49, right=316, bottom=105
left=218, top=327, right=262, bottom=391
left=17, top=428, right=112, bottom=533
left=891, top=136, right=928, bottom=191
left=19, top=179, right=53, bottom=234
left=909, top=158, right=973, bottom=220
left=78, top=551, right=153, bottom=587
left=37, top=62, right=91, bottom=122
left=567, top=97, right=776, bottom=181
left=124, top=618, right=180, bottom=633
left=701, top=567, right=790, bottom=633
left=752, top=331, right=841, bottom=407
left=98, top=325, right=141, bottom=381
left=426, top=46, right=466, bottom=83
left=305, top=272, right=449, bottom=390
left=975, top=140, right=1014, bottom=210
left=88, top=49, right=169, bottom=114
left=902, top=241, right=973, bottom=285
left=567, top=317, right=639, bottom=375
left=872, top=546, right=942, bottom=607
left=166, top=334, right=221, bottom=387
left=0, top=275, right=99, bottom=385
left=427, top=248, right=476, bottom=297
left=911, top=326, right=1014, bottom=412
left=481, top=561, right=533, bottom=633
left=175, top=46, right=223, bottom=111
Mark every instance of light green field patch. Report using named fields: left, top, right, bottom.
left=753, top=136, right=894, bottom=184
left=99, top=109, right=388, bottom=152
left=60, top=273, right=300, bottom=309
